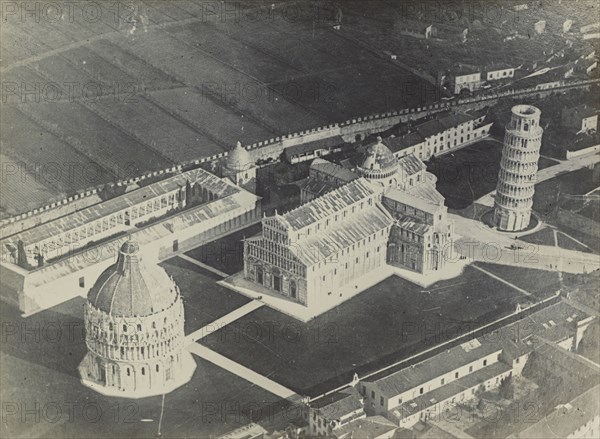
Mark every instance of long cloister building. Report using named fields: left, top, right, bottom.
left=1, top=158, right=261, bottom=315
left=244, top=137, right=454, bottom=310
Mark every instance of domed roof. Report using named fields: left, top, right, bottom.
left=87, top=240, right=178, bottom=317
left=226, top=141, right=253, bottom=171
left=359, top=137, right=397, bottom=174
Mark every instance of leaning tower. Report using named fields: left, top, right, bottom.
left=493, top=105, right=543, bottom=231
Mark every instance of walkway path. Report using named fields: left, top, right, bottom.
left=451, top=212, right=600, bottom=274
left=187, top=343, right=303, bottom=402
left=178, top=253, right=229, bottom=278
left=471, top=264, right=532, bottom=297
left=185, top=300, right=264, bottom=343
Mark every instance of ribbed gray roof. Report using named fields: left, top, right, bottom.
left=87, top=240, right=178, bottom=317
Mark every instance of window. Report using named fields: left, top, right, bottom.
left=123, top=324, right=127, bottom=332
left=126, top=368, right=130, bottom=376
left=137, top=324, right=142, bottom=332
left=516, top=358, right=520, bottom=364
left=455, top=372, right=459, bottom=379
left=142, top=367, right=145, bottom=375
left=371, top=391, right=375, bottom=399
left=419, top=387, right=424, bottom=395
left=79, top=277, right=85, bottom=288
left=483, top=359, right=487, bottom=366
left=380, top=396, right=384, bottom=406
left=441, top=378, right=445, bottom=385
left=469, top=366, right=473, bottom=372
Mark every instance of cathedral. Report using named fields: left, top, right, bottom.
left=78, top=240, right=196, bottom=398
left=243, top=137, right=454, bottom=310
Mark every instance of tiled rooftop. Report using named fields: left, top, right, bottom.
left=310, top=158, right=359, bottom=183
left=289, top=204, right=393, bottom=265
left=2, top=168, right=239, bottom=247
left=312, top=387, right=364, bottom=420
left=397, top=154, right=426, bottom=176
left=384, top=132, right=425, bottom=153
left=283, top=178, right=379, bottom=231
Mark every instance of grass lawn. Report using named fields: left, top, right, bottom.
left=160, top=257, right=251, bottom=335
left=532, top=165, right=600, bottom=252
left=428, top=140, right=503, bottom=210
left=578, top=199, right=600, bottom=223
left=184, top=224, right=262, bottom=276
left=202, top=266, right=528, bottom=396
left=533, top=166, right=599, bottom=218
left=557, top=232, right=595, bottom=253
left=518, top=227, right=556, bottom=246
left=0, top=293, right=287, bottom=439
left=474, top=262, right=561, bottom=299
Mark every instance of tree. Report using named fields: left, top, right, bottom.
left=499, top=375, right=514, bottom=400
left=17, top=240, right=29, bottom=269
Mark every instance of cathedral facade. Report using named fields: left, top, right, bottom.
left=243, top=137, right=454, bottom=309
left=78, top=240, right=196, bottom=398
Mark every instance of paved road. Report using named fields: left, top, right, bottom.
left=457, top=151, right=600, bottom=274
left=451, top=214, right=600, bottom=274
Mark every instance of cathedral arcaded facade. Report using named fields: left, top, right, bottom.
left=244, top=137, right=454, bottom=310
left=78, top=240, right=196, bottom=398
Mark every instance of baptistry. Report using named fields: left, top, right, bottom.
left=493, top=105, right=543, bottom=231
left=78, top=240, right=196, bottom=398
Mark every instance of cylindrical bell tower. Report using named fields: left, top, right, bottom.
left=493, top=105, right=543, bottom=231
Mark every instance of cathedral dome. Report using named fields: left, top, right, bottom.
left=87, top=239, right=178, bottom=317
left=226, top=141, right=253, bottom=172
left=357, top=137, right=398, bottom=179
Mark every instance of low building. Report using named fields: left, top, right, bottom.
left=299, top=158, right=358, bottom=203
left=308, top=387, right=366, bottom=437
left=334, top=416, right=398, bottom=439
left=485, top=64, right=516, bottom=81
left=283, top=135, right=348, bottom=164
left=358, top=301, right=595, bottom=429
left=217, top=423, right=268, bottom=439
left=561, top=104, right=598, bottom=134
left=394, top=20, right=433, bottom=39
left=448, top=66, right=481, bottom=95
left=385, top=113, right=491, bottom=160
left=509, top=385, right=599, bottom=439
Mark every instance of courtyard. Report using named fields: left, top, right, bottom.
left=200, top=265, right=534, bottom=396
